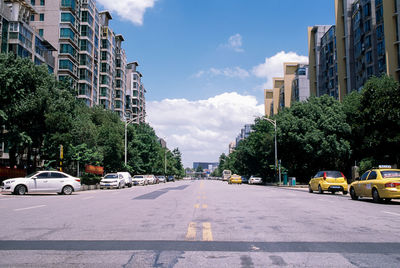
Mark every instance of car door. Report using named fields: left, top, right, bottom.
left=34, top=172, right=51, bottom=192
left=363, top=171, right=377, bottom=197
left=311, top=172, right=321, bottom=190
left=356, top=171, right=370, bottom=197
left=49, top=172, right=69, bottom=192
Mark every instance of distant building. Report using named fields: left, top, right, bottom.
left=292, top=64, right=310, bottom=102
left=193, top=162, right=219, bottom=172
left=235, top=124, right=252, bottom=146
left=228, top=141, right=236, bottom=154
left=158, top=138, right=166, bottom=148
left=126, top=61, right=146, bottom=123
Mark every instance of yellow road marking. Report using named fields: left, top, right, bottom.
left=202, top=204, right=208, bottom=209
left=194, top=204, right=200, bottom=208
left=202, top=196, right=206, bottom=199
left=185, top=222, right=196, bottom=240
left=202, top=222, right=213, bottom=241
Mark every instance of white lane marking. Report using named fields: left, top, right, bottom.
left=14, top=205, right=46, bottom=211
left=82, top=196, right=94, bottom=200
left=383, top=211, right=400, bottom=217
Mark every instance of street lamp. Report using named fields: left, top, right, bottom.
left=261, top=117, right=280, bottom=185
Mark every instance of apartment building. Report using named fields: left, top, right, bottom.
left=235, top=124, right=252, bottom=146
left=126, top=61, right=146, bottom=123
left=30, top=1, right=132, bottom=114
left=292, top=64, right=310, bottom=102
left=0, top=0, right=55, bottom=71
left=264, top=63, right=309, bottom=117
left=309, top=0, right=400, bottom=101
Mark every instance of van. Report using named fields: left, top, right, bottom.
left=117, top=172, right=132, bottom=187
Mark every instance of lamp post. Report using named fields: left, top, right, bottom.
left=261, top=117, right=280, bottom=185
left=124, top=115, right=137, bottom=166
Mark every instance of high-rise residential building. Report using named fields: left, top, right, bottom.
left=0, top=0, right=56, bottom=71
left=30, top=1, right=131, bottom=113
left=310, top=0, right=400, bottom=101
left=265, top=63, right=309, bottom=117
left=319, top=26, right=339, bottom=98
left=228, top=141, right=236, bottom=154
left=235, top=124, right=252, bottom=146
left=292, top=64, right=310, bottom=102
left=126, top=61, right=146, bottom=123
left=264, top=89, right=273, bottom=117
left=30, top=0, right=80, bottom=88
left=308, top=25, right=333, bottom=98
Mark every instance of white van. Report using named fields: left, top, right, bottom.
left=117, top=172, right=132, bottom=187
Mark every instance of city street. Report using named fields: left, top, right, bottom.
left=1, top=180, right=400, bottom=267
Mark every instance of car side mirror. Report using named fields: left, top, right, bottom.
left=32, top=177, right=37, bottom=180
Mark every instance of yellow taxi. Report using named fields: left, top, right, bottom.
left=308, top=170, right=348, bottom=195
left=349, top=166, right=400, bottom=203
left=228, top=174, right=242, bottom=184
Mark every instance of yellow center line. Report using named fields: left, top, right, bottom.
left=185, top=222, right=196, bottom=241
left=202, top=196, right=206, bottom=199
left=202, top=222, right=213, bottom=241
left=194, top=204, right=200, bottom=208
left=202, top=204, right=208, bottom=209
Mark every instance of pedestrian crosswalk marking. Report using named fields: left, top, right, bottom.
left=185, top=222, right=196, bottom=240
left=202, top=222, right=213, bottom=241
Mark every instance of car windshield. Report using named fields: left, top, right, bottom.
left=134, top=176, right=144, bottom=179
left=104, top=174, right=118, bottom=178
left=324, top=171, right=342, bottom=178
left=381, top=171, right=400, bottom=178
left=25, top=171, right=40, bottom=178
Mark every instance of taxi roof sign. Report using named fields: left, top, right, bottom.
left=378, top=165, right=392, bottom=169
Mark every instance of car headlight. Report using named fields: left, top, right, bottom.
left=6, top=180, right=15, bottom=184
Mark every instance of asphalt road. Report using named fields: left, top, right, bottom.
left=1, top=180, right=400, bottom=267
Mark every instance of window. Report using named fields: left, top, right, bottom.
left=60, top=28, right=75, bottom=40
left=366, top=51, right=372, bottom=64
left=31, top=0, right=35, bottom=5
left=376, top=25, right=384, bottom=39
left=367, top=171, right=377, bottom=180
left=376, top=6, right=383, bottom=23
left=377, top=41, right=385, bottom=56
left=30, top=15, right=35, bottom=21
left=60, top=43, right=75, bottom=56
left=61, top=0, right=75, bottom=9
left=40, top=0, right=45, bottom=5
left=360, top=171, right=370, bottom=181
left=61, top=13, right=75, bottom=24
left=363, top=3, right=371, bottom=17
left=39, top=13, right=44, bottom=21
left=59, top=59, right=74, bottom=71
left=50, top=172, right=67, bottom=178
left=364, top=20, right=371, bottom=32
left=37, top=172, right=50, bottom=178
left=38, top=29, right=43, bottom=37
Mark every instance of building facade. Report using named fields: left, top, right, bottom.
left=126, top=61, right=146, bottom=123
left=309, top=0, right=400, bottom=101
left=292, top=64, right=310, bottom=102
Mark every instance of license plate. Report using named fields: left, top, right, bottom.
left=105, top=184, right=110, bottom=186
left=331, top=186, right=340, bottom=189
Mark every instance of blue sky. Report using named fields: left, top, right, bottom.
left=96, top=0, right=336, bottom=167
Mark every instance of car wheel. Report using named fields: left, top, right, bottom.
left=372, top=188, right=382, bottom=203
left=318, top=185, right=323, bottom=194
left=350, top=187, right=358, bottom=200
left=15, top=185, right=27, bottom=195
left=308, top=185, right=313, bottom=193
left=62, top=185, right=73, bottom=195
left=343, top=191, right=348, bottom=195
left=118, top=183, right=122, bottom=189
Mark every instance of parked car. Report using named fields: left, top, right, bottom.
left=241, top=176, right=249, bottom=184
left=228, top=174, right=242, bottom=184
left=157, top=176, right=166, bottom=183
left=249, top=176, right=263, bottom=184
left=100, top=173, right=126, bottom=189
left=117, top=172, right=132, bottom=187
left=167, top=176, right=175, bottom=182
left=349, top=166, right=400, bottom=203
left=146, top=175, right=156, bottom=184
left=308, top=170, right=348, bottom=195
left=132, top=175, right=147, bottom=186
left=0, top=171, right=81, bottom=195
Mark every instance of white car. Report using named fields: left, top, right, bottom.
left=0, top=171, right=81, bottom=195
left=157, top=176, right=166, bottom=183
left=146, top=175, right=156, bottom=184
left=132, top=175, right=147, bottom=186
left=100, top=173, right=126, bottom=189
left=117, top=172, right=132, bottom=187
left=249, top=176, right=262, bottom=185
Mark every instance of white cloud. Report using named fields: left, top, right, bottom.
left=220, top=33, right=244, bottom=52
left=252, top=51, right=308, bottom=89
left=96, top=0, right=155, bottom=25
left=147, top=92, right=264, bottom=167
left=193, top=67, right=250, bottom=79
